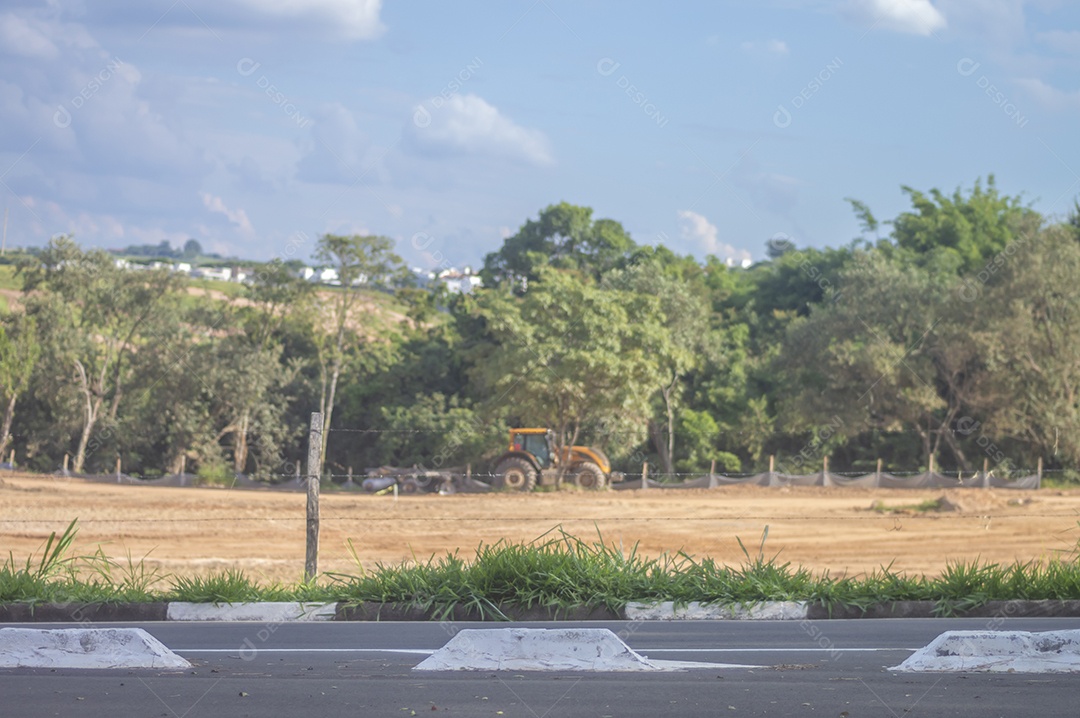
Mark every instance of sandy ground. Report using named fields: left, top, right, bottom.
left=2, top=472, right=1079, bottom=585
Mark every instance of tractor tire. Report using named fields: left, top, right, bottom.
left=494, top=457, right=537, bottom=492
left=569, top=461, right=606, bottom=490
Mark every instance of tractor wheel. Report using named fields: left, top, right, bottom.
left=569, top=461, right=606, bottom=490
left=494, top=457, right=537, bottom=492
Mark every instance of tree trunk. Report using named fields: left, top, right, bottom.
left=233, top=409, right=250, bottom=474
left=554, top=423, right=580, bottom=487
left=72, top=361, right=103, bottom=475
left=319, top=359, right=341, bottom=476
left=0, top=392, right=16, bottom=459
left=661, top=380, right=676, bottom=476
left=647, top=418, right=673, bottom=478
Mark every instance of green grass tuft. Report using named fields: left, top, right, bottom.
left=3, top=520, right=1080, bottom=616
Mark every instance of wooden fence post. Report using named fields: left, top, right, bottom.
left=1037, top=457, right=1043, bottom=488
left=640, top=461, right=648, bottom=490
left=709, top=459, right=716, bottom=476
left=63, top=453, right=69, bottom=475
left=305, top=412, right=324, bottom=582
left=928, top=454, right=935, bottom=475
left=115, top=455, right=121, bottom=482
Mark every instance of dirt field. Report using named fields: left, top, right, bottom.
left=2, top=472, right=1079, bottom=585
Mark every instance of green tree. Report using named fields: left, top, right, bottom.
left=473, top=268, right=667, bottom=481
left=0, top=316, right=40, bottom=460
left=20, top=237, right=182, bottom=473
left=603, top=260, right=713, bottom=476
left=182, top=239, right=203, bottom=259
left=889, top=176, right=1041, bottom=274
left=481, top=203, right=637, bottom=288
left=312, top=234, right=404, bottom=474
left=969, top=225, right=1080, bottom=466
left=778, top=249, right=977, bottom=469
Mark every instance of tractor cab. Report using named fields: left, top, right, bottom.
left=510, top=429, right=554, bottom=468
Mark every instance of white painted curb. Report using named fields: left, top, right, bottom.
left=625, top=601, right=808, bottom=620
left=413, top=627, right=749, bottom=672
left=892, top=629, right=1080, bottom=673
left=0, top=627, right=191, bottom=669
left=166, top=601, right=337, bottom=622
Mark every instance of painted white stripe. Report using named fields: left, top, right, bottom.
left=647, top=647, right=916, bottom=653
left=174, top=646, right=915, bottom=655
left=177, top=648, right=435, bottom=654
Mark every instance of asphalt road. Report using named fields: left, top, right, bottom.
left=2, top=617, right=1079, bottom=717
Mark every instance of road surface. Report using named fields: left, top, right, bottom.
left=2, top=617, right=1079, bottom=716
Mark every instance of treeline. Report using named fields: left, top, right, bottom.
left=1, top=176, right=1078, bottom=481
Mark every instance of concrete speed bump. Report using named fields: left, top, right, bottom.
left=0, top=627, right=191, bottom=669
left=891, top=629, right=1080, bottom=673
left=414, top=627, right=753, bottom=672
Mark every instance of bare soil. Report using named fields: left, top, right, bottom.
left=2, top=473, right=1078, bottom=585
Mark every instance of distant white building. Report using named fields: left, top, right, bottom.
left=195, top=267, right=232, bottom=281
left=411, top=267, right=436, bottom=287
left=437, top=267, right=483, bottom=294
left=173, top=262, right=192, bottom=274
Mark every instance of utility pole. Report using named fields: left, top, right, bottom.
left=305, top=412, right=324, bottom=582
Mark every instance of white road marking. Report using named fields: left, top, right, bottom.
left=177, top=648, right=435, bottom=654
left=174, top=647, right=915, bottom=655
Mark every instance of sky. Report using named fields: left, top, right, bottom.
left=2, top=0, right=1079, bottom=270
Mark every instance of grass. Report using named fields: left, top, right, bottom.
left=870, top=498, right=951, bottom=514
left=0, top=264, right=19, bottom=291
left=3, top=522, right=1079, bottom=616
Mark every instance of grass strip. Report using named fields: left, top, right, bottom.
left=2, top=522, right=1078, bottom=616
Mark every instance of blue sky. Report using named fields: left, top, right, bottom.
left=2, top=0, right=1079, bottom=269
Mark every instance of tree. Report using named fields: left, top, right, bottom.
left=890, top=176, right=1041, bottom=274
left=312, top=234, right=404, bottom=474
left=183, top=239, right=203, bottom=259
left=19, top=237, right=182, bottom=473
left=765, top=235, right=797, bottom=259
left=778, top=249, right=977, bottom=469
left=602, top=260, right=713, bottom=476
left=473, top=268, right=668, bottom=481
left=0, top=316, right=39, bottom=460
left=970, top=225, right=1080, bottom=466
left=481, top=203, right=637, bottom=288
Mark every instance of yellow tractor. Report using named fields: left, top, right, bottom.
left=491, top=428, right=623, bottom=491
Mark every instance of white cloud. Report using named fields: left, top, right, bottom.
left=406, top=94, right=553, bottom=167
left=676, top=210, right=751, bottom=261
left=1015, top=78, right=1080, bottom=111
left=229, top=0, right=385, bottom=40
left=846, top=0, right=946, bottom=36
left=1037, top=30, right=1080, bottom=55
left=0, top=12, right=59, bottom=59
left=741, top=39, right=789, bottom=55
left=730, top=153, right=801, bottom=219
left=200, top=192, right=255, bottom=235
left=296, top=103, right=374, bottom=184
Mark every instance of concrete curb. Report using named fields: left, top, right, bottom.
left=625, top=601, right=807, bottom=620
left=3, top=599, right=1080, bottom=622
left=166, top=601, right=337, bottom=622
